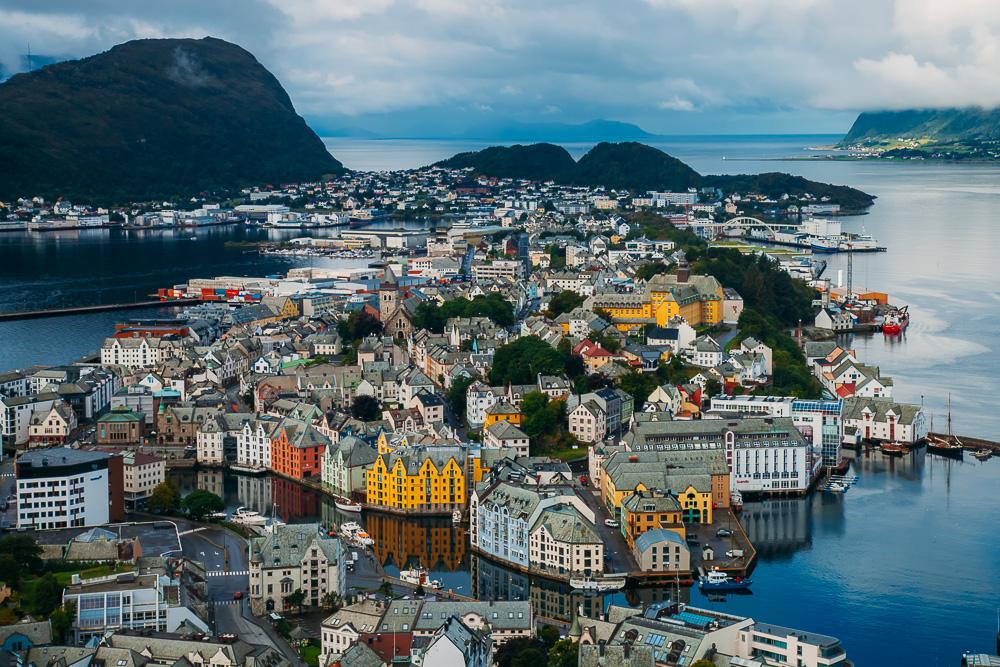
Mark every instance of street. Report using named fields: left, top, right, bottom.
left=575, top=485, right=638, bottom=575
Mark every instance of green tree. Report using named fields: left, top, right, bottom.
left=634, top=261, right=670, bottom=281
left=337, top=311, right=383, bottom=343
left=31, top=573, right=64, bottom=616
left=546, top=290, right=585, bottom=317
left=496, top=638, right=548, bottom=667
left=0, top=534, right=43, bottom=583
left=351, top=395, right=381, bottom=421
left=284, top=589, right=306, bottom=614
left=147, top=480, right=181, bottom=514
left=377, top=581, right=394, bottom=598
left=447, top=374, right=477, bottom=423
left=182, top=489, right=225, bottom=521
left=538, top=624, right=561, bottom=647
left=50, top=603, right=73, bottom=642
left=690, top=660, right=717, bottom=667
left=511, top=647, right=548, bottom=667
left=489, top=336, right=566, bottom=385
left=548, top=639, right=579, bottom=667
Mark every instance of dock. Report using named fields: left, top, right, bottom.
left=928, top=432, right=1000, bottom=455
left=0, top=298, right=201, bottom=322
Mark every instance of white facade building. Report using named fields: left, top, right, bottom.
left=16, top=448, right=115, bottom=529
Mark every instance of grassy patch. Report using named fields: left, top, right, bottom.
left=300, top=644, right=320, bottom=667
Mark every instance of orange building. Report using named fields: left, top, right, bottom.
left=270, top=418, right=330, bottom=480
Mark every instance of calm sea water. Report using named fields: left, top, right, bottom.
left=4, top=135, right=1000, bottom=662
left=170, top=449, right=1000, bottom=666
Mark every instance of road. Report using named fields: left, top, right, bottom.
left=575, top=485, right=637, bottom=575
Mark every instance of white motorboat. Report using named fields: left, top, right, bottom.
left=335, top=497, right=362, bottom=513
left=231, top=507, right=268, bottom=526
left=400, top=565, right=442, bottom=589
left=452, top=509, right=462, bottom=524
left=569, top=575, right=626, bottom=592
left=340, top=521, right=375, bottom=546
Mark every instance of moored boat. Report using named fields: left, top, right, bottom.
left=882, top=305, right=909, bottom=335
left=231, top=507, right=268, bottom=526
left=335, top=497, right=362, bottom=513
left=926, top=434, right=964, bottom=459
left=881, top=443, right=908, bottom=456
left=570, top=575, right=627, bottom=592
left=698, top=569, right=752, bottom=592
left=973, top=448, right=993, bottom=461
left=400, top=565, right=442, bottom=589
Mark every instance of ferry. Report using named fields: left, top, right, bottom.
left=400, top=566, right=442, bottom=589
left=231, top=507, right=268, bottom=527
left=809, top=236, right=840, bottom=253
left=334, top=497, right=362, bottom=513
left=698, top=569, right=752, bottom=592
left=570, top=575, right=627, bottom=593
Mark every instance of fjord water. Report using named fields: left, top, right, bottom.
left=4, top=135, right=1000, bottom=662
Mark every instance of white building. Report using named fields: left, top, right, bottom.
left=248, top=523, right=346, bottom=615
left=63, top=569, right=208, bottom=644
left=738, top=622, right=849, bottom=667
left=121, top=451, right=166, bottom=505
left=235, top=418, right=278, bottom=471
left=482, top=421, right=530, bottom=457
left=16, top=448, right=117, bottom=530
left=843, top=397, right=926, bottom=445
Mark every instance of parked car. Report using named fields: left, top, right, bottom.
left=604, top=519, right=620, bottom=528
left=233, top=591, right=243, bottom=600
left=579, top=475, right=589, bottom=485
left=717, top=528, right=733, bottom=537
left=726, top=549, right=745, bottom=558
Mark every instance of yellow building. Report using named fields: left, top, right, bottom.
left=365, top=444, right=502, bottom=513
left=588, top=269, right=724, bottom=333
left=620, top=489, right=686, bottom=548
left=484, top=401, right=522, bottom=428
left=601, top=453, right=715, bottom=524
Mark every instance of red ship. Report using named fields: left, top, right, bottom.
left=882, top=305, right=909, bottom=335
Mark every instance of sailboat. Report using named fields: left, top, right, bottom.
left=926, top=395, right=964, bottom=459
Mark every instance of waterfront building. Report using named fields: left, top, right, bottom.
left=470, top=481, right=593, bottom=572
left=740, top=623, right=849, bottom=667
left=196, top=412, right=253, bottom=465
left=842, top=396, right=926, bottom=444
left=365, top=445, right=505, bottom=513
left=16, top=448, right=123, bottom=529
left=63, top=568, right=209, bottom=643
left=709, top=395, right=845, bottom=467
left=529, top=503, right=604, bottom=577
left=631, top=529, right=690, bottom=575
left=100, top=336, right=183, bottom=371
left=248, top=523, right=345, bottom=615
left=622, top=416, right=817, bottom=495
left=234, top=417, right=279, bottom=472
left=573, top=602, right=849, bottom=667
left=601, top=451, right=723, bottom=523
left=620, top=488, right=686, bottom=547
left=321, top=434, right=378, bottom=499
left=27, top=401, right=77, bottom=447
left=270, top=417, right=330, bottom=480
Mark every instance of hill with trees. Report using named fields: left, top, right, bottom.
left=0, top=37, right=343, bottom=202
left=434, top=141, right=874, bottom=209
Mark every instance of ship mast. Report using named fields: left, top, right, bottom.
left=947, top=394, right=952, bottom=438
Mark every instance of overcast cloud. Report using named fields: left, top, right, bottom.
left=2, top=0, right=998, bottom=135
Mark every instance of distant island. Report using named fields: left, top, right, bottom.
left=435, top=141, right=875, bottom=210
left=0, top=37, right=344, bottom=202
left=837, top=107, right=1000, bottom=160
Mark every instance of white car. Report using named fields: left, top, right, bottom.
left=604, top=519, right=620, bottom=528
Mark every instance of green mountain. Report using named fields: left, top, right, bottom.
left=437, top=143, right=576, bottom=181
left=841, top=108, right=1000, bottom=145
left=0, top=37, right=343, bottom=202
left=435, top=141, right=874, bottom=209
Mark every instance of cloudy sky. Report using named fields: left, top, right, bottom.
left=1, top=0, right=998, bottom=136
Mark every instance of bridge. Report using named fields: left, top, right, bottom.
left=686, top=216, right=786, bottom=238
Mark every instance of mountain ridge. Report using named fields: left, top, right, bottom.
left=0, top=37, right=343, bottom=202
left=434, top=141, right=874, bottom=209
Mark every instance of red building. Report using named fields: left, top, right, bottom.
left=270, top=419, right=329, bottom=480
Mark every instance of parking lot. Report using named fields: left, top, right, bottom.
left=685, top=508, right=755, bottom=575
